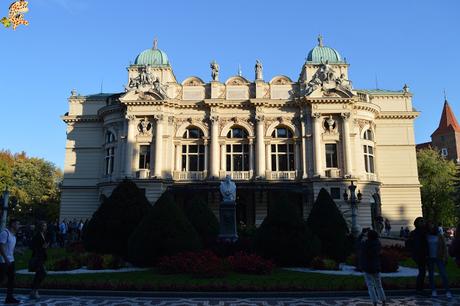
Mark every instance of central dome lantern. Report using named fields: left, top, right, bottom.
left=306, top=35, right=343, bottom=64
left=134, top=39, right=170, bottom=67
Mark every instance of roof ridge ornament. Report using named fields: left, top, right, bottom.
left=318, top=34, right=323, bottom=47
left=153, top=37, right=158, bottom=50
left=444, top=88, right=448, bottom=102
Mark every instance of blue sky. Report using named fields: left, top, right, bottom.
left=0, top=0, right=459, bottom=168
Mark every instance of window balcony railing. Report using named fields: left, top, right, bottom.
left=225, top=171, right=253, bottom=180
left=267, top=171, right=297, bottom=180
left=366, top=173, right=377, bottom=181
left=136, top=169, right=150, bottom=179
left=324, top=168, right=341, bottom=178
left=173, top=171, right=207, bottom=181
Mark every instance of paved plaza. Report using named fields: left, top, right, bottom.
left=1, top=294, right=459, bottom=306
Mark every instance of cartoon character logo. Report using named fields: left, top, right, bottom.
left=2, top=0, right=29, bottom=30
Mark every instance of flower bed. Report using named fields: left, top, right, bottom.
left=228, top=252, right=274, bottom=275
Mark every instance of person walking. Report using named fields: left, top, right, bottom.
left=29, top=221, right=49, bottom=300
left=0, top=219, right=21, bottom=304
left=406, top=217, right=428, bottom=295
left=426, top=222, right=452, bottom=298
left=360, top=229, right=387, bottom=306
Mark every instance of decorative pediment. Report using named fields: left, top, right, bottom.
left=120, top=89, right=165, bottom=102
left=269, top=75, right=292, bottom=85
left=225, top=76, right=250, bottom=86
left=182, top=76, right=205, bottom=86
left=303, top=62, right=354, bottom=98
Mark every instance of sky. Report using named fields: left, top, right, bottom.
left=0, top=0, right=459, bottom=168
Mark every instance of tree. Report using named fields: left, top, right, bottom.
left=307, top=188, right=352, bottom=261
left=417, top=148, right=457, bottom=226
left=82, top=179, right=152, bottom=257
left=254, top=192, right=320, bottom=266
left=182, top=195, right=219, bottom=246
left=128, top=191, right=202, bottom=267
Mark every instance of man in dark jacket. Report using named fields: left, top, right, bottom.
left=406, top=217, right=428, bottom=295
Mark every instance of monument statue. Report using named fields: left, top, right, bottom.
left=255, top=59, right=263, bottom=80
left=220, top=175, right=236, bottom=202
left=210, top=60, right=220, bottom=81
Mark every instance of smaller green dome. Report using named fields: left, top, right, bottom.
left=307, top=35, right=343, bottom=64
left=134, top=40, right=169, bottom=66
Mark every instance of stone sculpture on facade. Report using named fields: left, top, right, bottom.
left=127, top=66, right=155, bottom=90
left=137, top=118, right=152, bottom=135
left=210, top=60, right=220, bottom=81
left=219, top=175, right=238, bottom=241
left=255, top=60, right=263, bottom=80
left=304, top=60, right=353, bottom=97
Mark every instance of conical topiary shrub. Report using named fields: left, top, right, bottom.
left=82, top=179, right=151, bottom=257
left=254, top=191, right=321, bottom=266
left=307, top=188, right=352, bottom=261
left=127, top=191, right=202, bottom=266
left=182, top=195, right=219, bottom=247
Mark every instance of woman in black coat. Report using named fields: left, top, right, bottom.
left=29, top=221, right=48, bottom=299
left=360, top=229, right=387, bottom=306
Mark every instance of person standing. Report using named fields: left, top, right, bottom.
left=59, top=219, right=67, bottom=247
left=360, top=229, right=387, bottom=306
left=29, top=221, right=48, bottom=299
left=0, top=219, right=21, bottom=304
left=384, top=219, right=391, bottom=236
left=448, top=223, right=460, bottom=266
left=406, top=217, right=428, bottom=295
left=426, top=222, right=452, bottom=298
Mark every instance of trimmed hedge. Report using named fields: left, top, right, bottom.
left=307, top=188, right=352, bottom=261
left=82, top=179, right=151, bottom=257
left=127, top=191, right=202, bottom=266
left=182, top=195, right=219, bottom=247
left=254, top=192, right=321, bottom=266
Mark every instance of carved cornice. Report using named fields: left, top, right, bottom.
left=62, top=115, right=101, bottom=123
left=376, top=111, right=420, bottom=119
left=353, top=102, right=381, bottom=114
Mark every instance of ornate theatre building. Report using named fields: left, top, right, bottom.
left=61, top=37, right=422, bottom=230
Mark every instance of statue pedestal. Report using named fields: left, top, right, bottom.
left=218, top=200, right=238, bottom=242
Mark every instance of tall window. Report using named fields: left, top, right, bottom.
left=226, top=127, right=249, bottom=171
left=325, top=143, right=338, bottom=168
left=363, top=129, right=375, bottom=173
left=138, top=145, right=151, bottom=169
left=182, top=128, right=205, bottom=171
left=271, top=127, right=295, bottom=171
left=104, top=131, right=116, bottom=175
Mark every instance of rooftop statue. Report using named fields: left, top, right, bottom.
left=255, top=60, right=263, bottom=80
left=220, top=175, right=236, bottom=203
left=210, top=60, right=220, bottom=81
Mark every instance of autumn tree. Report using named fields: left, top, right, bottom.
left=417, top=148, right=457, bottom=226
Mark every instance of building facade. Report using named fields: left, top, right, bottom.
left=417, top=98, right=460, bottom=164
left=61, top=37, right=423, bottom=230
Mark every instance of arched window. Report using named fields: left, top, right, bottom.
left=182, top=127, right=205, bottom=171
left=363, top=129, right=375, bottom=174
left=104, top=131, right=116, bottom=175
left=271, top=127, right=295, bottom=171
left=226, top=127, right=249, bottom=171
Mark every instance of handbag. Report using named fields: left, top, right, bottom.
left=28, top=256, right=39, bottom=272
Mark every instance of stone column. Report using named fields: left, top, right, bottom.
left=249, top=138, right=254, bottom=176
left=312, top=113, right=322, bottom=177
left=300, top=116, right=308, bottom=179
left=220, top=142, right=226, bottom=177
left=174, top=142, right=181, bottom=171
left=341, top=112, right=353, bottom=177
left=204, top=139, right=209, bottom=176
left=153, top=114, right=164, bottom=178
left=125, top=114, right=136, bottom=177
left=210, top=116, right=220, bottom=178
left=295, top=141, right=300, bottom=178
left=265, top=143, right=271, bottom=172
left=255, top=115, right=266, bottom=177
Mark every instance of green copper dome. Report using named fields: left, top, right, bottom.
left=134, top=39, right=169, bottom=66
left=307, top=35, right=343, bottom=64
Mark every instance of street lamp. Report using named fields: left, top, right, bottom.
left=343, top=181, right=363, bottom=237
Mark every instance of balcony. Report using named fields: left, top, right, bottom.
left=224, top=171, right=253, bottom=180
left=173, top=171, right=207, bottom=181
left=267, top=171, right=297, bottom=180
left=324, top=168, right=341, bottom=178
left=136, top=169, right=150, bottom=179
left=365, top=173, right=377, bottom=181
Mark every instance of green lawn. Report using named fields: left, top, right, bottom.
left=13, top=249, right=460, bottom=291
